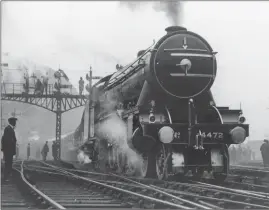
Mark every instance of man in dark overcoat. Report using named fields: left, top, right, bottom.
left=1, top=117, right=18, bottom=181
left=52, top=141, right=57, bottom=160
left=41, top=141, right=49, bottom=161
left=261, top=139, right=269, bottom=167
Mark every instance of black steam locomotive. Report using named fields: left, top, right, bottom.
left=64, top=26, right=249, bottom=181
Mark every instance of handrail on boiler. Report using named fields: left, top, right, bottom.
left=107, top=40, right=156, bottom=86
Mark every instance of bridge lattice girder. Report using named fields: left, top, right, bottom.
left=1, top=81, right=88, bottom=160
left=1, top=93, right=87, bottom=113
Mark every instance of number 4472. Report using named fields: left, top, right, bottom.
left=200, top=132, right=223, bottom=139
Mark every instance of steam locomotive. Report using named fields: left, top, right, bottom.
left=61, top=26, right=249, bottom=181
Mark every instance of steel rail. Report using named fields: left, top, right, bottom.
left=81, top=178, right=222, bottom=209
left=42, top=161, right=269, bottom=199
left=41, top=161, right=269, bottom=198
left=226, top=180, right=269, bottom=189
left=41, top=162, right=192, bottom=209
left=23, top=167, right=65, bottom=176
left=152, top=184, right=269, bottom=209
left=19, top=161, right=66, bottom=209
left=242, top=190, right=269, bottom=196
left=40, top=161, right=269, bottom=208
left=24, top=164, right=63, bottom=172
left=110, top=173, right=211, bottom=210
left=231, top=165, right=269, bottom=172
left=195, top=181, right=269, bottom=199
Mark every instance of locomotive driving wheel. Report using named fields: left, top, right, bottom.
left=156, top=144, right=168, bottom=180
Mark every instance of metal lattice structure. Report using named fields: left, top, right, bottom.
left=1, top=91, right=87, bottom=112
left=1, top=80, right=88, bottom=159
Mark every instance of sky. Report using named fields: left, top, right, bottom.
left=1, top=1, right=269, bottom=140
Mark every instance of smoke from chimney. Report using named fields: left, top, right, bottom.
left=120, top=1, right=183, bottom=26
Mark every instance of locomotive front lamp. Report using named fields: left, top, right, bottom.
left=158, top=126, right=174, bottom=144
left=238, top=115, right=246, bottom=124
left=149, top=113, right=156, bottom=123
left=230, top=126, right=247, bottom=144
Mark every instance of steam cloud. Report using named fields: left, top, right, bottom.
left=96, top=113, right=144, bottom=176
left=120, top=1, right=182, bottom=26
left=77, top=150, right=92, bottom=164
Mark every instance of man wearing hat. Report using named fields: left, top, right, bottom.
left=1, top=117, right=17, bottom=181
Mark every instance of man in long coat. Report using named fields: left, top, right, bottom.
left=52, top=141, right=57, bottom=160
left=41, top=141, right=49, bottom=161
left=1, top=117, right=18, bottom=181
left=260, top=139, right=269, bottom=167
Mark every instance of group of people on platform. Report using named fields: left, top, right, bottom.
left=25, top=141, right=60, bottom=161
left=229, top=140, right=269, bottom=167
left=23, top=72, right=87, bottom=96
left=23, top=72, right=49, bottom=95
left=229, top=145, right=255, bottom=165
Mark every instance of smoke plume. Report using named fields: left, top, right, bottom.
left=120, top=1, right=183, bottom=26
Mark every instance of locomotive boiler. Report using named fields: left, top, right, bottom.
left=67, top=26, right=249, bottom=181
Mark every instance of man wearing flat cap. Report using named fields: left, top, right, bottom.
left=1, top=117, right=17, bottom=181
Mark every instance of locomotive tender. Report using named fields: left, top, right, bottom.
left=61, top=26, right=249, bottom=181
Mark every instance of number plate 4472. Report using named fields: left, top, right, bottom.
left=200, top=132, right=224, bottom=140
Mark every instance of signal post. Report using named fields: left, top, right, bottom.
left=86, top=66, right=102, bottom=141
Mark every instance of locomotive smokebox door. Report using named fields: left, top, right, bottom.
left=152, top=27, right=217, bottom=99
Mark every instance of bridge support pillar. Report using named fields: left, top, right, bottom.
left=56, top=98, right=62, bottom=160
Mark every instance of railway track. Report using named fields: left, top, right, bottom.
left=21, top=161, right=129, bottom=209
left=231, top=165, right=269, bottom=173
left=1, top=169, right=32, bottom=209
left=39, top=161, right=269, bottom=209
left=23, top=160, right=211, bottom=209
left=230, top=165, right=269, bottom=186
left=1, top=160, right=60, bottom=209
left=47, top=160, right=269, bottom=193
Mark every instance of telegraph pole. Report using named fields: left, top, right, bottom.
left=55, top=69, right=62, bottom=160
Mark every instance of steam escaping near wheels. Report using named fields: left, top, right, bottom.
left=77, top=150, right=92, bottom=164
left=96, top=113, right=145, bottom=175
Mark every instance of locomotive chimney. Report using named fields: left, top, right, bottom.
left=165, top=26, right=187, bottom=35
